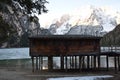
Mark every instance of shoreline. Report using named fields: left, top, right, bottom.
left=0, top=66, right=118, bottom=80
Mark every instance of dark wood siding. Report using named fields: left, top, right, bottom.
left=29, top=36, right=101, bottom=56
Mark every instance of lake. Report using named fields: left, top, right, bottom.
left=0, top=48, right=30, bottom=60
left=0, top=47, right=119, bottom=68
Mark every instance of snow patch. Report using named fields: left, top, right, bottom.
left=48, top=75, right=113, bottom=80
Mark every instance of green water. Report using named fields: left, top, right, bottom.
left=0, top=59, right=32, bottom=69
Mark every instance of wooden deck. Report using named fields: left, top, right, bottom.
left=99, top=49, right=120, bottom=73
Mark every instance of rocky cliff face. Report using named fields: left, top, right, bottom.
left=48, top=6, right=120, bottom=36
left=0, top=1, right=41, bottom=47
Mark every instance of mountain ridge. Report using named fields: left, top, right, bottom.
left=47, top=6, right=120, bottom=35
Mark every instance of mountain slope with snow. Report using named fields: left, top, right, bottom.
left=48, top=6, right=120, bottom=35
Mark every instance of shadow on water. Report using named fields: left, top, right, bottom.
left=0, top=59, right=32, bottom=70
left=0, top=59, right=114, bottom=80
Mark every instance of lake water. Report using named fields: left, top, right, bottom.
left=0, top=47, right=119, bottom=68
left=0, top=48, right=30, bottom=60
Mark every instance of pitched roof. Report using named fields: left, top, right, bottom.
left=29, top=35, right=102, bottom=39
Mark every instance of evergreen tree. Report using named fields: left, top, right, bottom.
left=0, top=0, right=48, bottom=47
left=0, top=0, right=48, bottom=15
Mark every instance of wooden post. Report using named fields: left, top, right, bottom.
left=32, top=56, right=34, bottom=72
left=36, top=57, right=38, bottom=70
left=91, top=56, right=94, bottom=69
left=75, top=56, right=77, bottom=69
left=70, top=56, right=72, bottom=69
left=72, top=56, right=74, bottom=69
left=79, top=56, right=82, bottom=70
left=82, top=56, right=85, bottom=69
left=38, top=57, right=40, bottom=70
left=87, top=55, right=90, bottom=69
left=61, top=56, right=64, bottom=70
left=114, top=56, right=117, bottom=73
left=48, top=56, right=53, bottom=71
left=118, top=56, right=120, bottom=71
left=65, top=55, right=68, bottom=72
left=41, top=57, right=43, bottom=70
left=94, top=55, right=96, bottom=69
left=98, top=55, right=100, bottom=70
left=106, top=55, right=109, bottom=71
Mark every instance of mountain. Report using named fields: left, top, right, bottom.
left=1, top=4, right=120, bottom=47
left=101, top=24, right=120, bottom=46
left=48, top=6, right=120, bottom=35
left=0, top=1, right=41, bottom=47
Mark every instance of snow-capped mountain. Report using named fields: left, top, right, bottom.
left=48, top=6, right=120, bottom=35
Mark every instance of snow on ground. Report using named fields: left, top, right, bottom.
left=48, top=75, right=113, bottom=80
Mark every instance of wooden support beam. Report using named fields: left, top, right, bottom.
left=114, top=56, right=117, bottom=73
left=91, top=56, right=93, bottom=68
left=72, top=56, right=74, bottom=69
left=118, top=56, right=120, bottom=71
left=79, top=56, right=82, bottom=70
left=70, top=56, right=72, bottom=69
left=38, top=57, right=40, bottom=70
left=32, top=56, right=34, bottom=72
left=41, top=57, right=43, bottom=70
left=94, top=55, right=96, bottom=69
left=82, top=56, right=85, bottom=69
left=87, top=55, right=90, bottom=69
left=61, top=56, right=64, bottom=70
left=65, top=56, right=68, bottom=72
left=48, top=56, right=53, bottom=71
left=106, top=55, right=109, bottom=71
left=98, top=55, right=100, bottom=70
left=36, top=57, right=38, bottom=70
left=75, top=56, right=77, bottom=69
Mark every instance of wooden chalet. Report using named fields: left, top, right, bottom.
left=29, top=35, right=120, bottom=72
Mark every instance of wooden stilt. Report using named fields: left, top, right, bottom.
left=72, top=56, right=74, bottom=69
left=90, top=56, right=93, bottom=69
left=75, top=56, right=77, bottom=69
left=79, top=56, right=82, bottom=70
left=98, top=55, right=100, bottom=70
left=65, top=56, right=68, bottom=71
left=36, top=57, right=38, bottom=70
left=114, top=56, right=117, bottom=73
left=41, top=56, right=43, bottom=70
left=32, top=57, right=34, bottom=72
left=70, top=56, right=72, bottom=69
left=118, top=56, right=120, bottom=71
left=61, top=56, right=64, bottom=70
left=48, top=56, right=53, bottom=71
left=82, top=56, right=85, bottom=69
left=87, top=55, right=90, bottom=69
left=106, top=55, right=109, bottom=71
left=94, top=55, right=96, bottom=69
left=39, top=56, right=41, bottom=70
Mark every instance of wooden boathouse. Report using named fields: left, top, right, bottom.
left=29, top=35, right=120, bottom=72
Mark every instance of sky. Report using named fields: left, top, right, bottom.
left=39, top=0, right=120, bottom=27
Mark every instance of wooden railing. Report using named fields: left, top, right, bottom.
left=101, top=47, right=120, bottom=52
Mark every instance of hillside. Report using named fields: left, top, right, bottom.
left=101, top=24, right=120, bottom=46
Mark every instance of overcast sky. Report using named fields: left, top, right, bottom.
left=39, top=0, right=120, bottom=27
